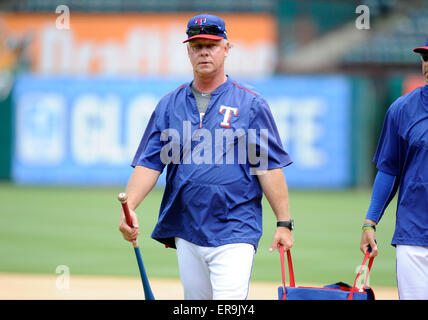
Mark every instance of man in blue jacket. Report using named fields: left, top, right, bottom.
left=119, top=14, right=294, bottom=300
left=360, top=37, right=428, bottom=299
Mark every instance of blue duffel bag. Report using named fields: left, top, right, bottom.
left=277, top=246, right=375, bottom=300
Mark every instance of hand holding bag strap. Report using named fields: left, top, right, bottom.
left=279, top=245, right=296, bottom=300
left=348, top=252, right=375, bottom=300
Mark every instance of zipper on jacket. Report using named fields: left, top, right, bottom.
left=199, top=113, right=204, bottom=128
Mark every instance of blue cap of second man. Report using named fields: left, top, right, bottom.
left=183, top=14, right=227, bottom=43
left=413, top=37, right=428, bottom=54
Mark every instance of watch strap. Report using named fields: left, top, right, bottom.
left=362, top=223, right=376, bottom=231
left=277, top=220, right=294, bottom=230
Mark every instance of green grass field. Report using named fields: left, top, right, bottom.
left=0, top=183, right=397, bottom=287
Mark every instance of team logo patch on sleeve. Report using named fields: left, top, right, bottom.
left=219, top=105, right=238, bottom=128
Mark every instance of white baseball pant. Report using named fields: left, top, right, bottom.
left=396, top=245, right=428, bottom=300
left=175, top=237, right=255, bottom=300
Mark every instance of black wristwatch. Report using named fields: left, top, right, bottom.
left=277, top=219, right=294, bottom=231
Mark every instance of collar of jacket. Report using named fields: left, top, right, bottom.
left=186, top=75, right=231, bottom=97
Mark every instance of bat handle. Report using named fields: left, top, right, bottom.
left=121, top=202, right=133, bottom=228
left=118, top=192, right=138, bottom=246
left=118, top=192, right=133, bottom=227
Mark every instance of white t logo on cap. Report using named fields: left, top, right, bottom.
left=195, top=18, right=207, bottom=25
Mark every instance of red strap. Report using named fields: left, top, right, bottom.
left=363, top=257, right=374, bottom=288
left=348, top=252, right=374, bottom=300
left=279, top=245, right=296, bottom=300
left=279, top=245, right=286, bottom=300
left=287, top=250, right=296, bottom=287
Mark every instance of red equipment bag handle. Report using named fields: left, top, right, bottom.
left=348, top=251, right=374, bottom=300
left=279, top=245, right=374, bottom=300
left=279, top=245, right=295, bottom=300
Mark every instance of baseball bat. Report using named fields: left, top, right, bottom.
left=118, top=192, right=155, bottom=300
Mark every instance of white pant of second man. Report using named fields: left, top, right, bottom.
left=396, top=245, right=428, bottom=300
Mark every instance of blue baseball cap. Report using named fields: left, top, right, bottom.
left=183, top=14, right=227, bottom=43
left=413, top=37, right=428, bottom=53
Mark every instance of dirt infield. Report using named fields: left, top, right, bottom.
left=0, top=273, right=398, bottom=300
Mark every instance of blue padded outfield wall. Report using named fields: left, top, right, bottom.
left=12, top=75, right=351, bottom=188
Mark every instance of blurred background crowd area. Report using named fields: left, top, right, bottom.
left=0, top=0, right=426, bottom=189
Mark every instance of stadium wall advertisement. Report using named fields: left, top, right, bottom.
left=0, top=12, right=277, bottom=77
left=12, top=75, right=351, bottom=188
